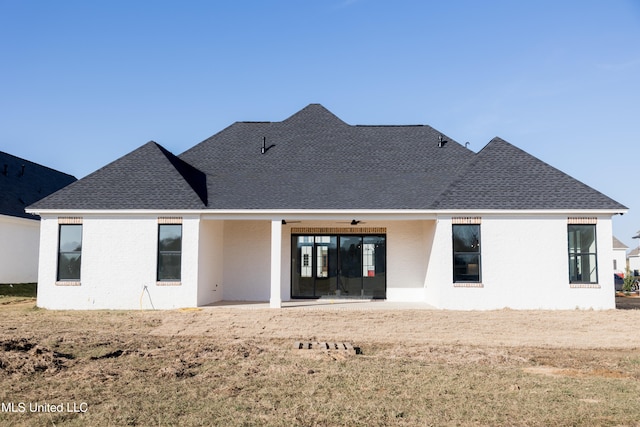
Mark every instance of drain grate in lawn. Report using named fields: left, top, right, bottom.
left=294, top=341, right=360, bottom=355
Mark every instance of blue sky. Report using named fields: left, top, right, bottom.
left=2, top=0, right=639, bottom=247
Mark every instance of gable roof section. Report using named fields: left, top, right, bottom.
left=178, top=104, right=476, bottom=209
left=28, top=142, right=207, bottom=210
left=613, top=236, right=629, bottom=250
left=0, top=151, right=76, bottom=220
left=434, top=137, right=627, bottom=210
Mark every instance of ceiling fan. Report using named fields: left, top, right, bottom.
left=281, top=220, right=302, bottom=225
left=336, top=219, right=366, bottom=226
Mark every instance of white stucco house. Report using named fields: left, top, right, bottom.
left=27, top=104, right=627, bottom=310
left=0, top=151, right=76, bottom=283
left=628, top=248, right=640, bottom=276
left=613, top=236, right=628, bottom=277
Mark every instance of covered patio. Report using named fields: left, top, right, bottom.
left=196, top=214, right=440, bottom=308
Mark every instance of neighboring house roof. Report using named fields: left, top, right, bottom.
left=629, top=248, right=640, bottom=258
left=613, top=236, right=629, bottom=250
left=28, top=104, right=627, bottom=212
left=0, top=151, right=76, bottom=220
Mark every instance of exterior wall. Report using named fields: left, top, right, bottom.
left=0, top=214, right=40, bottom=283
left=385, top=220, right=433, bottom=302
left=222, top=220, right=271, bottom=301
left=37, top=215, right=201, bottom=310
left=197, top=220, right=224, bottom=305
left=426, top=215, right=616, bottom=310
left=423, top=217, right=454, bottom=306
left=34, top=212, right=617, bottom=310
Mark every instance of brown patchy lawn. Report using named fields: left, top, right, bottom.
left=2, top=300, right=640, bottom=426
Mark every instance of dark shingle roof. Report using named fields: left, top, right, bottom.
left=28, top=104, right=627, bottom=212
left=433, top=138, right=627, bottom=210
left=0, top=151, right=76, bottom=219
left=179, top=104, right=475, bottom=209
left=29, top=142, right=207, bottom=210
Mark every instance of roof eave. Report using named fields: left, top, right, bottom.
left=26, top=207, right=629, bottom=220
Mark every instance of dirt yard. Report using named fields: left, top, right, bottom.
left=151, top=302, right=640, bottom=349
left=2, top=300, right=640, bottom=426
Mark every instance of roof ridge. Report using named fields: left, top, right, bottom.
left=431, top=147, right=482, bottom=208
left=355, top=124, right=425, bottom=128
left=154, top=143, right=208, bottom=207
left=281, top=104, right=348, bottom=126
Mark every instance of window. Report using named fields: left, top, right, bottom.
left=453, top=224, right=481, bottom=282
left=157, top=224, right=182, bottom=281
left=568, top=225, right=598, bottom=283
left=57, top=224, right=82, bottom=281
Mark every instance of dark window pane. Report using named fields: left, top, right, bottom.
left=158, top=253, right=181, bottom=281
left=568, top=225, right=596, bottom=253
left=568, top=225, right=598, bottom=283
left=453, top=225, right=480, bottom=253
left=159, top=225, right=182, bottom=251
left=57, top=224, right=82, bottom=281
left=453, top=224, right=481, bottom=282
left=569, top=254, right=598, bottom=283
left=59, top=225, right=82, bottom=252
left=453, top=254, right=480, bottom=282
left=57, top=254, right=81, bottom=281
left=158, top=224, right=182, bottom=281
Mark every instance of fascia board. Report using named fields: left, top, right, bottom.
left=26, top=207, right=627, bottom=220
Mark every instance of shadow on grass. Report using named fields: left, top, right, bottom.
left=0, top=283, right=36, bottom=298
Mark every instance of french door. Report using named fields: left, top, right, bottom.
left=292, top=234, right=386, bottom=299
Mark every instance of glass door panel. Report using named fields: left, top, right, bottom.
left=338, top=236, right=363, bottom=297
left=362, top=236, right=386, bottom=299
left=314, top=236, right=337, bottom=297
left=292, top=236, right=315, bottom=297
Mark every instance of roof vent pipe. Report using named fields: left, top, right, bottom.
left=20, top=164, right=25, bottom=176
left=438, top=135, right=447, bottom=148
left=261, top=137, right=275, bottom=154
